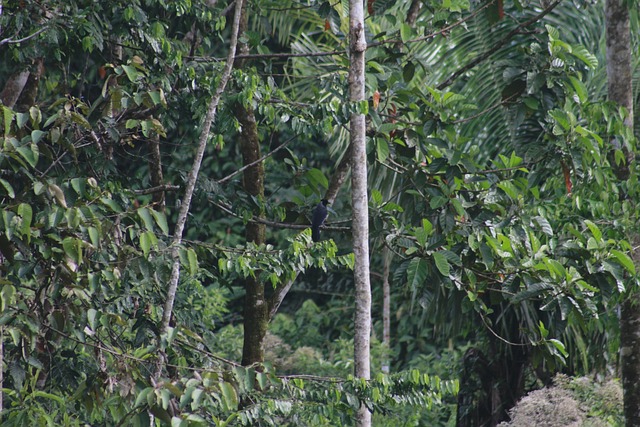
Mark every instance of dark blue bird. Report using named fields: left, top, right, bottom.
left=311, top=199, right=329, bottom=242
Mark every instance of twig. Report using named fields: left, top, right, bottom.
left=0, top=27, right=48, bottom=46
left=479, top=313, right=535, bottom=347
left=132, top=184, right=180, bottom=195
left=216, top=134, right=298, bottom=184
left=452, top=93, right=520, bottom=124
left=209, top=198, right=350, bottom=232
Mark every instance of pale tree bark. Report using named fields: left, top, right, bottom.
left=153, top=0, right=244, bottom=379
left=349, top=0, right=371, bottom=425
left=605, top=0, right=638, bottom=425
left=381, top=246, right=391, bottom=374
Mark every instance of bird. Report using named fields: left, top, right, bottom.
left=311, top=199, right=329, bottom=242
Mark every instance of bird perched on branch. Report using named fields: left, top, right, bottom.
left=311, top=199, right=329, bottom=242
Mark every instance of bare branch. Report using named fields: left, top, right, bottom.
left=209, top=199, right=350, bottom=232
left=132, top=184, right=180, bottom=195
left=0, top=26, right=48, bottom=46
left=216, top=134, right=298, bottom=184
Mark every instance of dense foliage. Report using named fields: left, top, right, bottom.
left=0, top=0, right=638, bottom=425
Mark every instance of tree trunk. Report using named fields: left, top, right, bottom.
left=605, top=1, right=638, bottom=425
left=381, top=247, right=391, bottom=374
left=154, top=0, right=243, bottom=380
left=237, top=103, right=269, bottom=366
left=349, top=0, right=371, bottom=425
left=233, top=0, right=269, bottom=367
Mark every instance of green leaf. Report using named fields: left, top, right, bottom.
left=306, top=168, right=329, bottom=190
left=121, top=64, right=140, bottom=82
left=603, top=260, right=625, bottom=293
left=376, top=139, right=389, bottom=162
left=610, top=249, right=636, bottom=275
left=140, top=231, right=151, bottom=256
left=371, top=189, right=383, bottom=205
left=571, top=44, right=598, bottom=69
left=17, top=203, right=32, bottom=241
left=31, top=129, right=45, bottom=143
left=3, top=105, right=14, bottom=136
left=583, top=220, right=602, bottom=241
left=549, top=338, right=568, bottom=358
left=358, top=100, right=369, bottom=115
left=187, top=248, right=198, bottom=275
left=257, top=372, right=268, bottom=390
left=532, top=216, right=553, bottom=236
left=440, top=249, right=462, bottom=266
left=101, top=197, right=122, bottom=213
left=0, top=179, right=15, bottom=198
left=433, top=252, right=451, bottom=276
left=568, top=76, right=587, bottom=103
left=16, top=113, right=29, bottom=129
left=16, top=143, right=39, bottom=167
left=33, top=181, right=45, bottom=195
left=70, top=178, right=86, bottom=196
left=511, top=282, right=554, bottom=304
left=137, top=207, right=155, bottom=231
left=403, top=62, right=415, bottom=83
left=33, top=391, right=65, bottom=406
left=62, top=237, right=82, bottom=265
left=479, top=242, right=494, bottom=268
left=88, top=226, right=100, bottom=247
left=150, top=209, right=169, bottom=235
left=407, top=258, right=428, bottom=288
left=87, top=308, right=99, bottom=330
left=220, top=382, right=238, bottom=410
left=1, top=285, right=16, bottom=311
left=70, top=112, right=91, bottom=129
left=135, top=387, right=154, bottom=407
left=400, top=23, right=412, bottom=43
left=497, top=181, right=518, bottom=199
left=82, top=36, right=93, bottom=52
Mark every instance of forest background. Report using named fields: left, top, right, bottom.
left=0, top=0, right=639, bottom=426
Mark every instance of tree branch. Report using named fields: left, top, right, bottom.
left=216, top=134, right=298, bottom=184
left=132, top=184, right=180, bottom=195
left=209, top=199, right=350, bottom=232
left=0, top=26, right=48, bottom=46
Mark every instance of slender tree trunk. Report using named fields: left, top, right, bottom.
left=381, top=247, right=391, bottom=374
left=605, top=1, right=638, bottom=425
left=349, top=0, right=371, bottom=425
left=154, top=0, right=243, bottom=378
